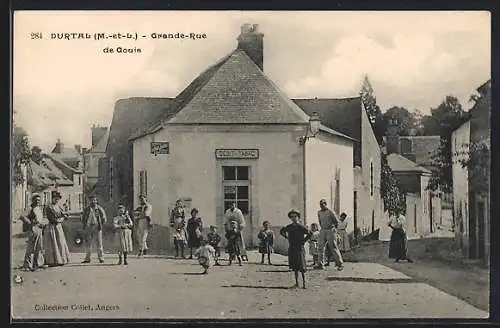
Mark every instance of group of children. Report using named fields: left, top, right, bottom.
left=111, top=203, right=350, bottom=285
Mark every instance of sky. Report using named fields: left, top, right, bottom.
left=13, top=11, right=490, bottom=152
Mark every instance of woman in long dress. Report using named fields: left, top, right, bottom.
left=21, top=194, right=46, bottom=271
left=113, top=205, right=133, bottom=265
left=388, top=213, right=413, bottom=263
left=43, top=191, right=71, bottom=266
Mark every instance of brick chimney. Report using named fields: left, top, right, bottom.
left=386, top=118, right=400, bottom=154
left=52, top=139, right=64, bottom=153
left=237, top=23, right=264, bottom=71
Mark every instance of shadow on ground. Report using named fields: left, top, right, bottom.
left=326, top=276, right=415, bottom=284
left=221, top=284, right=295, bottom=290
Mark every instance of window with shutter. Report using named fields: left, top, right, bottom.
left=334, top=167, right=341, bottom=214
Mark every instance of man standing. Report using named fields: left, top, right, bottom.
left=81, top=195, right=107, bottom=264
left=135, top=194, right=153, bottom=256
left=316, top=199, right=343, bottom=270
left=224, top=202, right=248, bottom=261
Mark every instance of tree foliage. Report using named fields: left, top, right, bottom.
left=457, top=141, right=490, bottom=196
left=380, top=154, right=406, bottom=217
left=360, top=75, right=385, bottom=143
left=12, top=126, right=32, bottom=185
left=31, top=146, right=43, bottom=164
left=425, top=96, right=467, bottom=192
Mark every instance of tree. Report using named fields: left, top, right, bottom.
left=426, top=95, right=468, bottom=192
left=12, top=126, right=31, bottom=185
left=383, top=106, right=418, bottom=136
left=380, top=154, right=406, bottom=217
left=31, top=146, right=43, bottom=164
left=360, top=75, right=384, bottom=143
left=459, top=141, right=490, bottom=196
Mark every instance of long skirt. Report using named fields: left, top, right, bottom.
left=43, top=223, right=71, bottom=266
left=389, top=228, right=408, bottom=260
left=288, top=246, right=307, bottom=272
left=117, top=229, right=133, bottom=253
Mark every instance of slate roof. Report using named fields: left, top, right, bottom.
left=48, top=153, right=82, bottom=174
left=162, top=49, right=309, bottom=125
left=292, top=97, right=363, bottom=142
left=399, top=136, right=441, bottom=167
left=89, top=129, right=109, bottom=153
left=387, top=153, right=432, bottom=174
left=28, top=158, right=74, bottom=189
left=108, top=97, right=175, bottom=154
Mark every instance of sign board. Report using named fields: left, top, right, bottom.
left=151, top=142, right=169, bottom=155
left=215, top=149, right=259, bottom=159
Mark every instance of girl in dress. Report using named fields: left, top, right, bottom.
left=186, top=208, right=203, bottom=259
left=43, top=191, right=71, bottom=267
left=194, top=239, right=216, bottom=274
left=225, top=221, right=243, bottom=266
left=280, top=209, right=312, bottom=289
left=257, top=221, right=274, bottom=265
left=308, top=223, right=320, bottom=267
left=113, top=205, right=133, bottom=265
left=337, top=212, right=351, bottom=254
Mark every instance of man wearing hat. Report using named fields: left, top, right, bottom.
left=81, top=195, right=108, bottom=263
left=316, top=199, right=344, bottom=270
left=135, top=194, right=153, bottom=256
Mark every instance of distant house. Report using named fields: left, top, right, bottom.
left=83, top=125, right=109, bottom=187
left=47, top=140, right=85, bottom=213
left=451, top=80, right=490, bottom=265
left=385, top=153, right=441, bottom=239
left=293, top=97, right=384, bottom=240
left=98, top=97, right=175, bottom=214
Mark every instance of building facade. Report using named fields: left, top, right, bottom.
left=451, top=80, right=490, bottom=265
left=127, top=24, right=355, bottom=254
left=83, top=125, right=109, bottom=187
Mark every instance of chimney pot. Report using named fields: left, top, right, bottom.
left=237, top=23, right=264, bottom=71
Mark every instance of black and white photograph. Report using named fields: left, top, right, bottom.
left=11, top=11, right=490, bottom=320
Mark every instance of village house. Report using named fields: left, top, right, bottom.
left=451, top=80, right=490, bottom=265
left=381, top=118, right=442, bottom=240
left=292, top=97, right=384, bottom=241
left=101, top=23, right=356, bottom=254
left=83, top=124, right=109, bottom=188
left=48, top=140, right=85, bottom=213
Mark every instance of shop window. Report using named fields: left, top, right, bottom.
left=223, top=166, right=249, bottom=181
left=223, top=166, right=250, bottom=215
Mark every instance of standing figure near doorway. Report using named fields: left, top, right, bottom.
left=224, top=202, right=248, bottom=261
left=135, top=194, right=153, bottom=256
left=388, top=213, right=413, bottom=263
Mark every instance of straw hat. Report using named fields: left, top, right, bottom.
left=287, top=209, right=301, bottom=218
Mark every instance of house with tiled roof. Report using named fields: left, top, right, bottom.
left=105, top=23, right=356, bottom=254
left=47, top=140, right=84, bottom=213
left=451, top=79, right=490, bottom=265
left=383, top=151, right=440, bottom=240
left=293, top=97, right=384, bottom=240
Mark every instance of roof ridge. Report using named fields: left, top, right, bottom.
left=293, top=96, right=361, bottom=101
left=146, top=50, right=237, bottom=131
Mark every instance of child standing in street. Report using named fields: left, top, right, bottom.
left=113, top=205, right=133, bottom=265
left=225, top=221, right=243, bottom=266
left=337, top=212, right=351, bottom=254
left=308, top=223, right=320, bottom=267
left=173, top=228, right=187, bottom=258
left=194, top=239, right=216, bottom=274
left=207, top=225, right=222, bottom=266
left=280, top=209, right=312, bottom=289
left=257, top=221, right=274, bottom=265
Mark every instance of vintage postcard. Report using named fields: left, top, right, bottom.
left=11, top=10, right=490, bottom=320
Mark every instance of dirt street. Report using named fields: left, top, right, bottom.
left=12, top=236, right=488, bottom=319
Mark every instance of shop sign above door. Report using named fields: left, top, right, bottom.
left=215, top=149, right=259, bottom=159
left=151, top=142, right=169, bottom=155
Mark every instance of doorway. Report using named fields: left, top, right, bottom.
left=222, top=166, right=252, bottom=247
